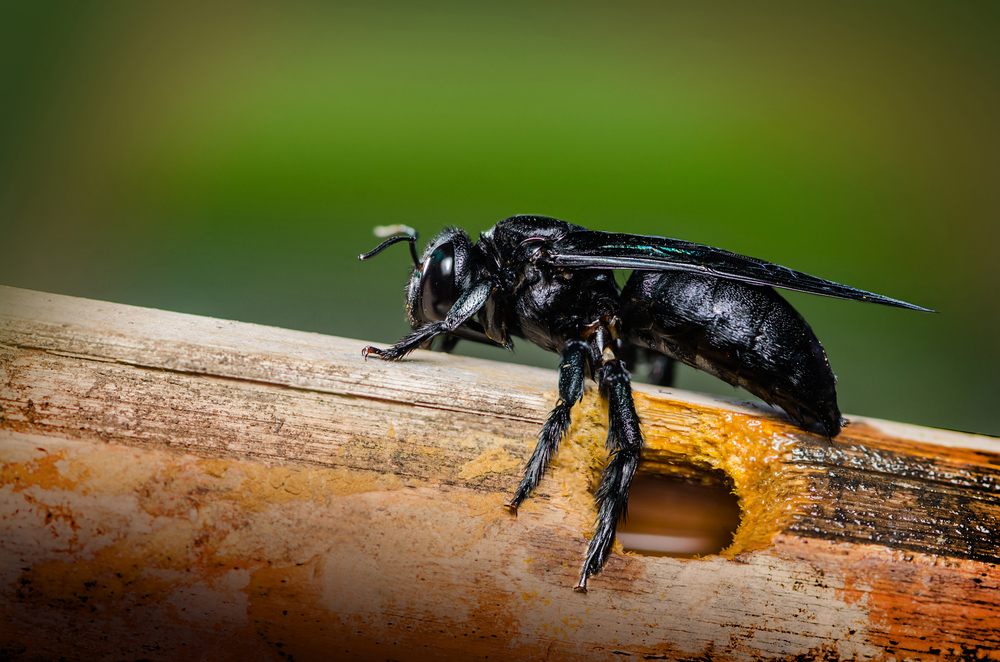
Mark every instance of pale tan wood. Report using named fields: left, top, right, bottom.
left=1, top=285, right=998, bottom=661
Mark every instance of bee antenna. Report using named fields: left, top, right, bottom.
left=359, top=225, right=420, bottom=266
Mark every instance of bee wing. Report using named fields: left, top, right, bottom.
left=547, top=231, right=933, bottom=312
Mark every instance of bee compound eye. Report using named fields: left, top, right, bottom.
left=420, top=242, right=457, bottom=321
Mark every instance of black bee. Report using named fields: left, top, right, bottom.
left=359, top=215, right=930, bottom=591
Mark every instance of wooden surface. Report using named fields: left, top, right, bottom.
left=1, top=285, right=999, bottom=661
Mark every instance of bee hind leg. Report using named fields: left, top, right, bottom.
left=575, top=356, right=642, bottom=593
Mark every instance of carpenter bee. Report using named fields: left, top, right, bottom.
left=359, top=215, right=930, bottom=591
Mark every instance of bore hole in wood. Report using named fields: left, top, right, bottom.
left=617, top=470, right=740, bottom=558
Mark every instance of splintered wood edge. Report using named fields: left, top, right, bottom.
left=3, top=285, right=1000, bottom=661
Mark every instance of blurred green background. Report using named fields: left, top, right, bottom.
left=1, top=2, right=997, bottom=436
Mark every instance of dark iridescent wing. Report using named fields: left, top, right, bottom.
left=546, top=231, right=933, bottom=311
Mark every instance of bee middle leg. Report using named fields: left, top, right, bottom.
left=506, top=339, right=589, bottom=514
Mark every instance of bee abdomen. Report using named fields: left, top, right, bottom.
left=620, top=271, right=843, bottom=436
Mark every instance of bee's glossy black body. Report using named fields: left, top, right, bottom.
left=359, top=214, right=929, bottom=591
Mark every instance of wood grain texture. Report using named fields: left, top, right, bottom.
left=1, top=285, right=998, bottom=661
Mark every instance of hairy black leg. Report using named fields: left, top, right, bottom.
left=362, top=321, right=452, bottom=361
left=505, top=340, right=589, bottom=515
left=575, top=357, right=642, bottom=593
left=363, top=280, right=493, bottom=361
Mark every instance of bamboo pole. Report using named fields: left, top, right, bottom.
left=1, top=285, right=998, bottom=661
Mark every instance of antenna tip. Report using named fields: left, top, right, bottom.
left=373, top=224, right=417, bottom=238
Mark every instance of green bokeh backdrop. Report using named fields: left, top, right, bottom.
left=2, top=2, right=997, bottom=435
